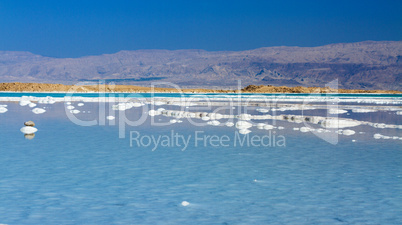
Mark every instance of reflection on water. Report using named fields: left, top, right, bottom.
left=24, top=133, right=35, bottom=140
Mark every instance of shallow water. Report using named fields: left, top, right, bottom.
left=0, top=95, right=401, bottom=224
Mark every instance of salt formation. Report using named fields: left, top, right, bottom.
left=32, top=108, right=46, bottom=114
left=19, top=100, right=31, bottom=106
left=300, top=127, right=311, bottom=132
left=112, top=103, right=131, bottom=111
left=225, top=122, right=234, bottom=127
left=352, top=109, right=378, bottom=113
left=0, top=106, right=7, bottom=113
left=328, top=109, right=348, bottom=114
left=237, top=114, right=252, bottom=121
left=236, top=121, right=253, bottom=129
left=201, top=116, right=210, bottom=121
left=320, top=118, right=360, bottom=129
left=264, top=125, right=274, bottom=130
left=341, top=130, right=356, bottom=136
left=256, top=108, right=269, bottom=113
left=20, top=126, right=38, bottom=134
left=148, top=110, right=161, bottom=116
left=106, top=116, right=115, bottom=120
left=207, top=120, right=220, bottom=126
left=181, top=201, right=190, bottom=206
left=239, top=129, right=251, bottom=134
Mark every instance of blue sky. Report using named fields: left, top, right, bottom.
left=0, top=0, right=401, bottom=58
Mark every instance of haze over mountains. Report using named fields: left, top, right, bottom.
left=0, top=41, right=401, bottom=90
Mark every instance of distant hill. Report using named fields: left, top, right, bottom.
left=0, top=41, right=401, bottom=90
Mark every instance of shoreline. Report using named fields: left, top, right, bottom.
left=0, top=82, right=401, bottom=94
left=1, top=91, right=402, bottom=95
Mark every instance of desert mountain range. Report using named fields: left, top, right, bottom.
left=0, top=41, right=401, bottom=90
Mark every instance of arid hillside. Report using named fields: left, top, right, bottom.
left=0, top=41, right=401, bottom=90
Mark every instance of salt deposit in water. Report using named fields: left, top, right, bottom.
left=328, top=109, right=348, bottom=114
left=239, top=129, right=251, bottom=135
left=181, top=201, right=190, bottom=206
left=0, top=107, right=8, bottom=113
left=236, top=121, right=253, bottom=129
left=320, top=118, right=361, bottom=129
left=19, top=100, right=31, bottom=106
left=352, top=109, right=378, bottom=113
left=20, top=126, right=38, bottom=134
left=300, top=127, right=311, bottom=132
left=32, top=108, right=46, bottom=114
left=207, top=120, right=220, bottom=126
left=342, top=129, right=356, bottom=136
left=225, top=122, right=234, bottom=127
left=264, top=125, right=274, bottom=130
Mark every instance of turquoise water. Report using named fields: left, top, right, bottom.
left=0, top=100, right=401, bottom=224
left=1, top=92, right=402, bottom=99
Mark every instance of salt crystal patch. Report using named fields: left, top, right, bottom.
left=300, top=127, right=310, bottom=132
left=225, top=122, right=234, bottom=127
left=328, top=109, right=348, bottom=114
left=201, top=116, right=210, bottom=121
left=264, top=125, right=274, bottom=130
left=373, top=134, right=382, bottom=139
left=236, top=121, right=252, bottom=129
left=342, top=130, right=355, bottom=136
left=207, top=120, right=220, bottom=126
left=0, top=107, right=7, bottom=113
left=352, top=109, right=377, bottom=113
left=107, top=116, right=115, bottom=120
left=320, top=118, right=361, bottom=129
left=181, top=201, right=190, bottom=206
left=239, top=129, right=251, bottom=135
left=20, top=126, right=38, bottom=134
left=19, top=100, right=31, bottom=106
left=32, top=108, right=46, bottom=114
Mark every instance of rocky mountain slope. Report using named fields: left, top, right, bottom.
left=0, top=41, right=401, bottom=90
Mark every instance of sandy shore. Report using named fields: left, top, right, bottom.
left=0, top=82, right=401, bottom=94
